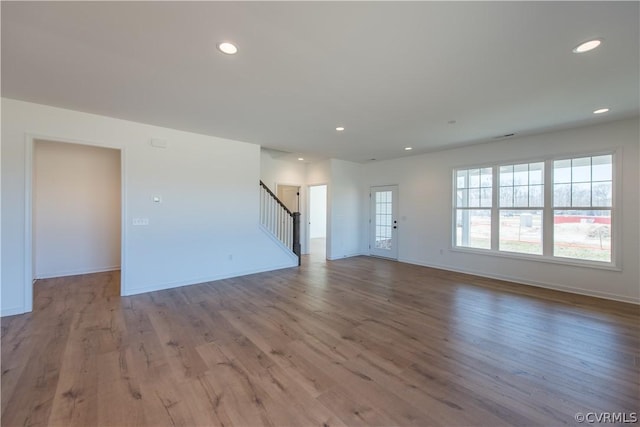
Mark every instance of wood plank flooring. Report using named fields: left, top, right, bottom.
left=2, top=256, right=638, bottom=426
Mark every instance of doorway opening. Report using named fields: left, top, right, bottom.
left=24, top=136, right=125, bottom=312
left=308, top=184, right=327, bottom=260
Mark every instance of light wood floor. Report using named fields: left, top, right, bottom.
left=2, top=256, right=638, bottom=426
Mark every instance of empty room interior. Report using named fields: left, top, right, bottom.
left=1, top=2, right=639, bottom=426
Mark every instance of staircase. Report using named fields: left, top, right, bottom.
left=259, top=181, right=301, bottom=265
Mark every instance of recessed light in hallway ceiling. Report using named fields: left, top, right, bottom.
left=572, top=39, right=601, bottom=53
left=217, top=42, right=238, bottom=55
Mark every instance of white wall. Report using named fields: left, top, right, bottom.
left=1, top=98, right=297, bottom=316
left=329, top=159, right=364, bottom=260
left=260, top=150, right=307, bottom=191
left=309, top=185, right=327, bottom=238
left=362, top=118, right=640, bottom=303
left=34, top=141, right=121, bottom=278
left=306, top=159, right=331, bottom=186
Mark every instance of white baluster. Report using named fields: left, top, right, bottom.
left=263, top=189, right=267, bottom=227
left=260, top=188, right=265, bottom=226
left=279, top=207, right=282, bottom=241
left=264, top=189, right=268, bottom=227
left=271, top=198, right=276, bottom=235
left=266, top=195, right=270, bottom=230
left=268, top=196, right=273, bottom=232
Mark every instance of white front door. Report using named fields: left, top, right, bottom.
left=370, top=185, right=399, bottom=259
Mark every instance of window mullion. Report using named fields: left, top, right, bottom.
left=491, top=165, right=499, bottom=250
left=543, top=159, right=554, bottom=256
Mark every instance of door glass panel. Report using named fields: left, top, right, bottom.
left=375, top=191, right=393, bottom=250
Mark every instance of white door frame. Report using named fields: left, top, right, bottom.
left=369, top=185, right=399, bottom=260
left=23, top=133, right=128, bottom=312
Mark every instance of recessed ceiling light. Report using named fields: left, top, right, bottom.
left=298, top=157, right=304, bottom=161
left=404, top=147, right=413, bottom=151
left=572, top=39, right=601, bottom=53
left=217, top=42, right=238, bottom=55
left=593, top=108, right=610, bottom=114
left=336, top=127, right=345, bottom=131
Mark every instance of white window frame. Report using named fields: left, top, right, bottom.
left=452, top=150, right=620, bottom=270
left=497, top=161, right=545, bottom=255
left=454, top=167, right=493, bottom=250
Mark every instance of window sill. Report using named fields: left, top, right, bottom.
left=449, top=246, right=621, bottom=272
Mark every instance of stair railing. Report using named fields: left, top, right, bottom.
left=259, top=181, right=301, bottom=265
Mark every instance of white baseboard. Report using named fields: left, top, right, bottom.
left=327, top=252, right=363, bottom=261
left=1, top=306, right=27, bottom=317
left=399, top=257, right=640, bottom=305
left=122, top=262, right=297, bottom=297
left=36, top=265, right=121, bottom=280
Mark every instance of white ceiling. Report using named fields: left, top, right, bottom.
left=2, top=2, right=638, bottom=163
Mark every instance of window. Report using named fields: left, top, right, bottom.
left=455, top=168, right=492, bottom=249
left=453, top=152, right=615, bottom=266
left=553, top=155, right=612, bottom=262
left=499, top=162, right=544, bottom=255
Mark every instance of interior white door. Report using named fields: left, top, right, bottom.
left=370, top=185, right=398, bottom=259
